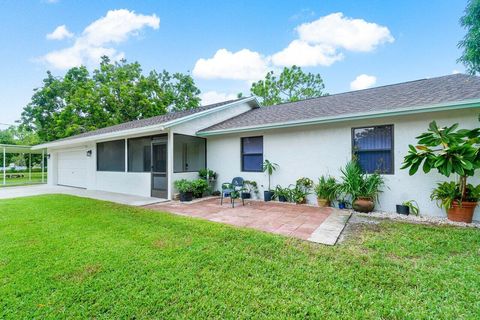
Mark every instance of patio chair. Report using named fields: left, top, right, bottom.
left=220, top=177, right=245, bottom=208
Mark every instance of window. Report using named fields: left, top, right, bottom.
left=352, top=125, right=393, bottom=174
left=241, top=136, right=263, bottom=172
left=128, top=137, right=151, bottom=172
left=173, top=134, right=206, bottom=172
left=97, top=140, right=125, bottom=172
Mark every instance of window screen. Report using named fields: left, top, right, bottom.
left=352, top=125, right=393, bottom=174
left=241, top=136, right=263, bottom=172
left=128, top=137, right=151, bottom=172
left=97, top=140, right=125, bottom=172
left=173, top=134, right=206, bottom=172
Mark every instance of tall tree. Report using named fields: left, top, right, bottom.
left=250, top=66, right=327, bottom=106
left=21, top=56, right=201, bottom=142
left=458, top=0, right=480, bottom=74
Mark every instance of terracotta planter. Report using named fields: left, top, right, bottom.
left=317, top=198, right=330, bottom=207
left=353, top=197, right=375, bottom=213
left=447, top=201, right=477, bottom=223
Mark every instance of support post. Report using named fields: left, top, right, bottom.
left=2, top=147, right=5, bottom=186
left=29, top=152, right=32, bottom=182
left=41, top=149, right=45, bottom=183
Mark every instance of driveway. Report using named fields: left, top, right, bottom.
left=147, top=198, right=350, bottom=244
left=0, top=184, right=165, bottom=206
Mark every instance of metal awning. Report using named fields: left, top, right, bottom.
left=0, top=144, right=46, bottom=154
left=1, top=144, right=47, bottom=186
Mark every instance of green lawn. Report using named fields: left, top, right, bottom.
left=0, top=171, right=46, bottom=186
left=1, top=195, right=480, bottom=319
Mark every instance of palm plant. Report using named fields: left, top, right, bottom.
left=339, top=160, right=385, bottom=203
left=314, top=175, right=338, bottom=203
left=262, top=159, right=278, bottom=191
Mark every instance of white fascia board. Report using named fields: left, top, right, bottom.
left=32, top=124, right=166, bottom=150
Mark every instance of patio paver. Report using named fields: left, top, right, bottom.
left=146, top=198, right=334, bottom=241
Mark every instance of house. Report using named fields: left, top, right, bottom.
left=33, top=74, right=480, bottom=218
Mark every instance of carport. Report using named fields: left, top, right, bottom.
left=0, top=144, right=47, bottom=186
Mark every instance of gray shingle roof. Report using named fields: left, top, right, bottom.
left=199, top=74, right=480, bottom=133
left=55, top=97, right=249, bottom=142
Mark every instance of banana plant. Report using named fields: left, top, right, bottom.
left=401, top=121, right=480, bottom=199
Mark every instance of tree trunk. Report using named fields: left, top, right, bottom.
left=459, top=175, right=467, bottom=200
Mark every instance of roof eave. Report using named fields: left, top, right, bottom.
left=197, top=98, right=480, bottom=136
left=32, top=96, right=260, bottom=150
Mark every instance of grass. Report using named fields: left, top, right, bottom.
left=0, top=171, right=46, bottom=186
left=1, top=195, right=480, bottom=319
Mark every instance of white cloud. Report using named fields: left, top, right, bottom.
left=192, top=12, right=393, bottom=81
left=350, top=74, right=377, bottom=90
left=297, top=12, right=394, bottom=52
left=192, top=48, right=269, bottom=81
left=271, top=40, right=343, bottom=67
left=46, top=25, right=74, bottom=40
left=200, top=91, right=238, bottom=105
left=41, top=9, right=160, bottom=69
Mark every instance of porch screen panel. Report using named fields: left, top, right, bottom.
left=173, top=134, right=206, bottom=172
left=97, top=140, right=125, bottom=172
left=241, top=136, right=263, bottom=172
left=128, top=137, right=151, bottom=172
left=352, top=125, right=393, bottom=174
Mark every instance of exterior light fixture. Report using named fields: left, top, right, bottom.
left=86, top=150, right=92, bottom=157
left=47, top=154, right=51, bottom=159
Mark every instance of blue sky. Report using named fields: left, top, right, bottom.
left=0, top=0, right=469, bottom=126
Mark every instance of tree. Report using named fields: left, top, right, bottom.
left=250, top=66, right=327, bottom=106
left=21, top=56, right=201, bottom=142
left=401, top=121, right=480, bottom=200
left=458, top=0, right=480, bottom=74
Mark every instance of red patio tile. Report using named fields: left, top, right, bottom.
left=146, top=198, right=331, bottom=241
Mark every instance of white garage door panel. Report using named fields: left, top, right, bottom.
left=57, top=150, right=87, bottom=188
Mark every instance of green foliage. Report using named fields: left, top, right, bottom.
left=402, top=200, right=420, bottom=216
left=314, top=175, right=339, bottom=201
left=198, top=168, right=217, bottom=181
left=401, top=121, right=480, bottom=201
left=431, top=182, right=480, bottom=210
left=174, top=179, right=194, bottom=193
left=273, top=185, right=291, bottom=200
left=243, top=180, right=259, bottom=194
left=458, top=0, right=480, bottom=74
left=21, top=56, right=201, bottom=142
left=262, top=159, right=278, bottom=191
left=191, top=179, right=209, bottom=198
left=339, top=160, right=385, bottom=203
left=250, top=66, right=327, bottom=106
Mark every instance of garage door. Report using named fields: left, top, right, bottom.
left=57, top=149, right=87, bottom=188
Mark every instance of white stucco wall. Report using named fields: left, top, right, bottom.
left=206, top=108, right=480, bottom=220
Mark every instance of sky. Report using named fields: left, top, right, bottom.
left=0, top=0, right=469, bottom=127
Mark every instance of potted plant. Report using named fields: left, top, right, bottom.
left=314, top=175, right=338, bottom=207
left=242, top=180, right=259, bottom=199
left=198, top=168, right=217, bottom=182
left=337, top=198, right=350, bottom=210
left=191, top=178, right=209, bottom=198
left=402, top=121, right=480, bottom=222
left=274, top=185, right=290, bottom=202
left=262, top=159, right=278, bottom=201
left=291, top=178, right=313, bottom=204
left=431, top=182, right=480, bottom=222
left=396, top=200, right=420, bottom=216
left=339, top=160, right=385, bottom=213
left=174, top=179, right=194, bottom=202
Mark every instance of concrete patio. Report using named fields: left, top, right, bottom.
left=0, top=185, right=166, bottom=206
left=147, top=198, right=351, bottom=244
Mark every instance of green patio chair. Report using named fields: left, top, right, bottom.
left=221, top=177, right=245, bottom=208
